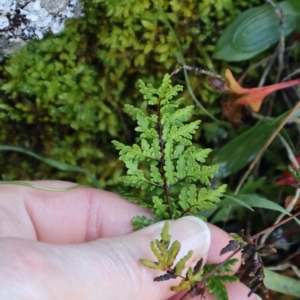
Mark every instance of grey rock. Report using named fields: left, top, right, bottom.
left=0, top=0, right=83, bottom=58
left=41, top=0, right=69, bottom=15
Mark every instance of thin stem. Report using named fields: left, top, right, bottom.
left=235, top=102, right=300, bottom=194
left=238, top=44, right=297, bottom=84
left=260, top=188, right=300, bottom=244
left=156, top=2, right=218, bottom=122
left=180, top=247, right=242, bottom=300
left=265, top=0, right=285, bottom=77
left=157, top=99, right=172, bottom=218
left=267, top=224, right=300, bottom=246
left=202, top=247, right=242, bottom=282
left=252, top=210, right=300, bottom=240
left=278, top=134, right=300, bottom=168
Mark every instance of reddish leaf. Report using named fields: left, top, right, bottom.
left=277, top=156, right=300, bottom=186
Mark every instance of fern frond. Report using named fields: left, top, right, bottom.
left=131, top=215, right=154, bottom=230
left=140, top=221, right=181, bottom=271
left=113, top=73, right=226, bottom=220
left=203, top=259, right=239, bottom=300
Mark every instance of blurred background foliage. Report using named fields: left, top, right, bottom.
left=0, top=0, right=263, bottom=187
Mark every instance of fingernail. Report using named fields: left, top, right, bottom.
left=153, top=216, right=211, bottom=264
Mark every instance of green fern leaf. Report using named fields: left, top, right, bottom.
left=173, top=144, right=185, bottom=158
left=174, top=250, right=193, bottom=275
left=187, top=266, right=204, bottom=283
left=205, top=276, right=228, bottom=300
left=150, top=164, right=163, bottom=185
left=139, top=258, right=161, bottom=270
left=203, top=259, right=239, bottom=300
left=140, top=221, right=184, bottom=271
left=164, top=156, right=176, bottom=185
left=138, top=80, right=159, bottom=104
left=152, top=195, right=169, bottom=217
left=161, top=105, right=194, bottom=126
left=170, top=279, right=191, bottom=292
left=165, top=240, right=181, bottom=266
left=131, top=215, right=154, bottom=230
left=114, top=73, right=226, bottom=226
left=176, top=155, right=187, bottom=179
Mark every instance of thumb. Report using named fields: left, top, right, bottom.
left=50, top=216, right=211, bottom=300
left=91, top=216, right=211, bottom=300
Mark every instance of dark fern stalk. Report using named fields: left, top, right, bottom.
left=112, top=74, right=235, bottom=300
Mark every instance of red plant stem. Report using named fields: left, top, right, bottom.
left=200, top=247, right=242, bottom=283
left=266, top=224, right=300, bottom=245
left=252, top=210, right=300, bottom=240
left=180, top=247, right=243, bottom=300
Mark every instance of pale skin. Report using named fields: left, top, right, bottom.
left=0, top=181, right=260, bottom=300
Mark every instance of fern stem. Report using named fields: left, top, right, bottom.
left=157, top=100, right=172, bottom=218
left=180, top=247, right=243, bottom=300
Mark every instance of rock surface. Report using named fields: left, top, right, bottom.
left=0, top=0, right=83, bottom=58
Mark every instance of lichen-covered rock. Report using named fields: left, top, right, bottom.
left=0, top=0, right=82, bottom=58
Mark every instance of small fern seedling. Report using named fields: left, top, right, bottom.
left=112, top=74, right=234, bottom=300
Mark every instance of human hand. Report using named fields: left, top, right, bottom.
left=0, top=181, right=261, bottom=300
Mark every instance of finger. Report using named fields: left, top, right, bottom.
left=169, top=224, right=255, bottom=300
left=206, top=223, right=242, bottom=272
left=0, top=217, right=211, bottom=300
left=0, top=181, right=152, bottom=243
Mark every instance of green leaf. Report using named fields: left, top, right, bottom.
left=203, top=258, right=239, bottom=299
left=161, top=220, right=171, bottom=242
left=221, top=194, right=291, bottom=216
left=264, top=269, right=300, bottom=297
left=114, top=74, right=223, bottom=221
left=140, top=221, right=185, bottom=272
left=205, top=274, right=235, bottom=300
left=171, top=279, right=191, bottom=292
left=210, top=206, right=231, bottom=224
left=220, top=194, right=254, bottom=211
left=138, top=80, right=159, bottom=104
left=232, top=2, right=297, bottom=52
left=287, top=0, right=300, bottom=12
left=166, top=240, right=181, bottom=266
left=174, top=250, right=193, bottom=276
left=164, top=153, right=176, bottom=185
left=213, top=112, right=291, bottom=178
left=0, top=145, right=99, bottom=187
left=213, top=6, right=264, bottom=61
left=239, top=175, right=266, bottom=194
left=238, top=194, right=291, bottom=216
left=139, top=258, right=161, bottom=270
left=165, top=121, right=200, bottom=143
left=131, top=216, right=154, bottom=230
left=213, top=1, right=299, bottom=61
left=152, top=195, right=169, bottom=217
left=150, top=164, right=164, bottom=185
